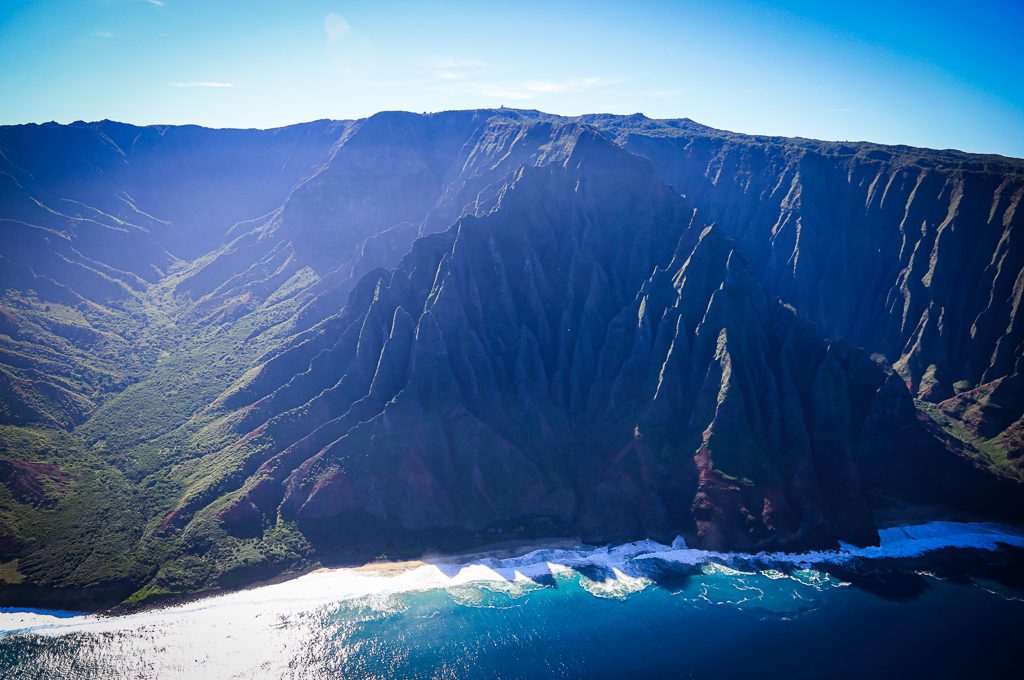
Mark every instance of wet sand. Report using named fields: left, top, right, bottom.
left=323, top=537, right=586, bottom=576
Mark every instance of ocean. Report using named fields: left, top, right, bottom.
left=1, top=521, right=1023, bottom=679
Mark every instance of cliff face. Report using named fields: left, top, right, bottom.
left=1, top=110, right=1021, bottom=605
left=5, top=112, right=1021, bottom=429
left=598, top=118, right=1024, bottom=403
left=184, top=131, right=1017, bottom=560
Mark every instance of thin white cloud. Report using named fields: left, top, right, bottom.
left=144, top=0, right=165, bottom=6
left=428, top=56, right=488, bottom=82
left=172, top=81, right=235, bottom=88
left=435, top=70, right=476, bottom=81
left=90, top=31, right=115, bottom=38
left=521, top=77, right=619, bottom=94
left=647, top=88, right=685, bottom=98
left=325, top=13, right=350, bottom=41
left=475, top=84, right=537, bottom=101
left=428, top=56, right=487, bottom=70
left=467, top=77, right=622, bottom=101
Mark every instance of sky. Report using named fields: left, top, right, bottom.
left=1, top=0, right=1023, bottom=156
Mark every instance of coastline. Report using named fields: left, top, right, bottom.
left=95, top=508, right=1024, bottom=615
left=4, top=522, right=1023, bottom=679
left=0, top=536, right=590, bottom=633
left=3, top=520, right=1024, bottom=632
left=342, top=536, right=586, bottom=575
left=0, top=536, right=589, bottom=620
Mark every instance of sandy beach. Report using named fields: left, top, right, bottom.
left=339, top=537, right=586, bottom=576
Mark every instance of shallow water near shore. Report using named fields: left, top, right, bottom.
left=2, top=521, right=1024, bottom=678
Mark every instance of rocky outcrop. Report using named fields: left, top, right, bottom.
left=933, top=373, right=1024, bottom=471
left=939, top=374, right=1024, bottom=439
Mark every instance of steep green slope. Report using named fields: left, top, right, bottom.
left=0, top=120, right=347, bottom=428
left=0, top=426, right=144, bottom=606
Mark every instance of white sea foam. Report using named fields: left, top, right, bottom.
left=1, top=521, right=1021, bottom=638
left=633, top=521, right=1024, bottom=569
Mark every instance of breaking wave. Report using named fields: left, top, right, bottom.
left=2, top=521, right=1021, bottom=637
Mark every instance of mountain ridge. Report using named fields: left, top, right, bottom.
left=1, top=109, right=1021, bottom=609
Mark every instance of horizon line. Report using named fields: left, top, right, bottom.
left=2, top=108, right=1021, bottom=161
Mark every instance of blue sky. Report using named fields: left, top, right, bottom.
left=2, top=0, right=1022, bottom=156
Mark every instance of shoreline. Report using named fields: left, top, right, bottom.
left=107, top=507, right=1024, bottom=616
left=4, top=517, right=1024, bottom=623
left=4, top=536, right=591, bottom=620
left=0, top=536, right=590, bottom=627
left=339, top=536, right=586, bottom=576
left=3, top=524, right=1022, bottom=676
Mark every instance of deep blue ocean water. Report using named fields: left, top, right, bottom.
left=1, top=522, right=1023, bottom=679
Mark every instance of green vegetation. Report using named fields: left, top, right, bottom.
left=0, top=425, right=145, bottom=591
left=0, top=262, right=325, bottom=608
left=916, top=401, right=1023, bottom=482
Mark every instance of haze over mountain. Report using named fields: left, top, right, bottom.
left=0, top=109, right=1021, bottom=608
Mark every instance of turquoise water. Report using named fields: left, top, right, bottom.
left=2, top=522, right=1023, bottom=679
